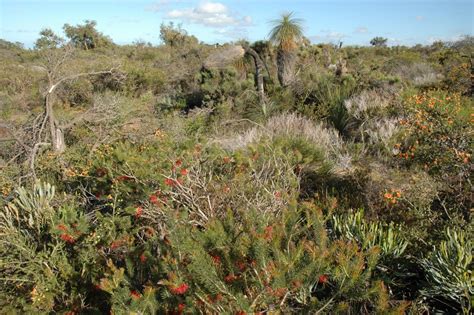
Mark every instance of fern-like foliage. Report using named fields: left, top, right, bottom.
left=164, top=204, right=408, bottom=313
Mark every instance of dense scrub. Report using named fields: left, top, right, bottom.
left=0, top=24, right=472, bottom=314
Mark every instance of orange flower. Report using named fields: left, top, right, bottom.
left=135, top=207, right=143, bottom=218
left=180, top=168, right=188, bottom=176
left=384, top=193, right=393, bottom=199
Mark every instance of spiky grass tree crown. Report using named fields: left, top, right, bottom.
left=268, top=12, right=304, bottom=51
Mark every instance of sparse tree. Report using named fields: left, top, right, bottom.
left=34, top=28, right=64, bottom=50
left=63, top=20, right=113, bottom=50
left=159, top=22, right=198, bottom=48
left=370, top=36, right=388, bottom=47
left=268, top=12, right=304, bottom=87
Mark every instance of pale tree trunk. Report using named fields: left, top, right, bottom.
left=45, top=90, right=66, bottom=153
left=43, top=70, right=113, bottom=153
left=277, top=49, right=296, bottom=87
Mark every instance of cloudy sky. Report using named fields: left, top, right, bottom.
left=1, top=0, right=472, bottom=47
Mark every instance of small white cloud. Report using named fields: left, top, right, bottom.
left=214, top=26, right=249, bottom=40
left=1, top=28, right=35, bottom=34
left=310, top=30, right=347, bottom=43
left=416, top=15, right=424, bottom=21
left=165, top=1, right=252, bottom=28
left=196, top=2, right=227, bottom=14
left=388, top=37, right=402, bottom=46
left=427, top=34, right=463, bottom=44
left=354, top=26, right=369, bottom=34
left=146, top=0, right=182, bottom=12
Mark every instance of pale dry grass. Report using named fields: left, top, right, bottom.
left=216, top=113, right=343, bottom=156
left=393, top=62, right=441, bottom=87
left=344, top=90, right=389, bottom=120
left=214, top=113, right=357, bottom=176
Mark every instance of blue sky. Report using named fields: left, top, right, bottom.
left=1, top=0, right=472, bottom=47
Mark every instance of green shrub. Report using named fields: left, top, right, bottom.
left=420, top=228, right=473, bottom=313
left=160, top=203, right=408, bottom=313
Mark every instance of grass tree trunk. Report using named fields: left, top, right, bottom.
left=277, top=49, right=296, bottom=87
left=244, top=47, right=266, bottom=104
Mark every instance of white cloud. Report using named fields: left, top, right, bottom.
left=427, top=34, right=464, bottom=44
left=354, top=26, right=369, bottom=34
left=165, top=1, right=252, bottom=27
left=146, top=0, right=182, bottom=12
left=416, top=15, right=424, bottom=21
left=214, top=26, right=249, bottom=40
left=310, top=30, right=347, bottom=43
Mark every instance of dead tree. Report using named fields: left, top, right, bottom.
left=38, top=44, right=115, bottom=153
left=44, top=69, right=114, bottom=152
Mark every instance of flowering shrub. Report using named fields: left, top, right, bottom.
left=397, top=91, right=472, bottom=216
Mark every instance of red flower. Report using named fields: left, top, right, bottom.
left=318, top=274, right=328, bottom=284
left=135, top=207, right=143, bottom=218
left=60, top=233, right=75, bottom=244
left=170, top=283, right=189, bottom=295
left=164, top=178, right=175, bottom=187
left=140, top=253, right=147, bottom=263
left=224, top=274, right=238, bottom=283
left=264, top=225, right=273, bottom=240
left=180, top=168, right=188, bottom=176
left=117, top=175, right=133, bottom=181
left=57, top=224, right=68, bottom=232
left=149, top=195, right=159, bottom=204
left=175, top=159, right=182, bottom=167
left=110, top=240, right=123, bottom=249
left=177, top=303, right=185, bottom=313
left=236, top=261, right=246, bottom=272
left=95, top=168, right=107, bottom=177
left=210, top=254, right=221, bottom=265
left=130, top=290, right=141, bottom=300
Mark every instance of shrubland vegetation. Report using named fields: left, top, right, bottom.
left=0, top=18, right=472, bottom=314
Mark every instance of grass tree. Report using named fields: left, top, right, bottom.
left=268, top=12, right=304, bottom=87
